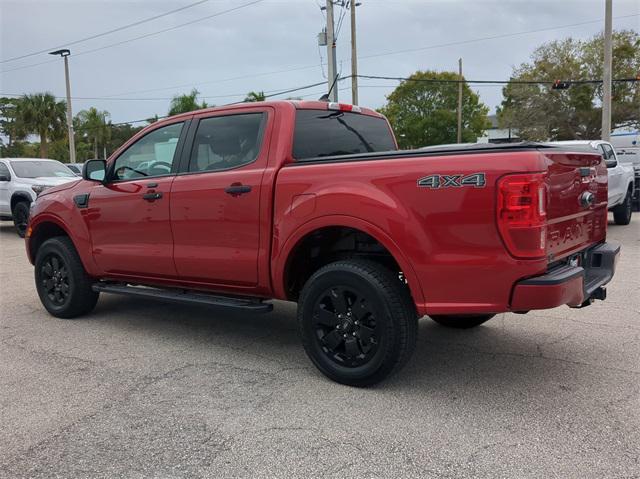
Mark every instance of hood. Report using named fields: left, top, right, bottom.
left=31, top=176, right=81, bottom=198
left=30, top=176, right=79, bottom=186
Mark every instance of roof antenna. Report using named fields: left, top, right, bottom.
left=319, top=74, right=340, bottom=102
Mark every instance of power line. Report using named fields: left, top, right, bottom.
left=356, top=14, right=640, bottom=62
left=75, top=13, right=639, bottom=98
left=73, top=0, right=265, bottom=59
left=53, top=80, right=338, bottom=130
left=0, top=0, right=265, bottom=74
left=0, top=0, right=212, bottom=64
left=3, top=73, right=636, bottom=105
left=356, top=74, right=639, bottom=85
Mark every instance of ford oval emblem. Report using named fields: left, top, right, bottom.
left=579, top=191, right=594, bottom=208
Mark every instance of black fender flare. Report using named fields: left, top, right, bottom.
left=10, top=191, right=34, bottom=212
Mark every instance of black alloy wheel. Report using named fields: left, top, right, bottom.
left=312, top=285, right=381, bottom=368
left=34, top=237, right=99, bottom=318
left=298, top=260, right=418, bottom=386
left=39, top=253, right=71, bottom=307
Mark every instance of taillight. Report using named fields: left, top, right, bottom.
left=497, top=173, right=547, bottom=259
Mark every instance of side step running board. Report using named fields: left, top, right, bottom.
left=92, top=283, right=273, bottom=313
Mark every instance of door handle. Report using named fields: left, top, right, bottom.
left=146, top=182, right=158, bottom=188
left=142, top=192, right=163, bottom=201
left=225, top=184, right=252, bottom=196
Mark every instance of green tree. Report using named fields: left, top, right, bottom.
left=244, top=91, right=266, bottom=102
left=15, top=93, right=66, bottom=158
left=0, top=97, right=26, bottom=151
left=378, top=70, right=490, bottom=148
left=99, top=123, right=145, bottom=159
left=498, top=30, right=640, bottom=140
left=76, top=107, right=111, bottom=159
left=168, top=89, right=208, bottom=116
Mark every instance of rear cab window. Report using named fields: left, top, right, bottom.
left=292, top=109, right=396, bottom=160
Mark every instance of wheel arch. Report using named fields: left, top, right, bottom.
left=28, top=214, right=99, bottom=277
left=10, top=191, right=33, bottom=211
left=273, top=215, right=424, bottom=308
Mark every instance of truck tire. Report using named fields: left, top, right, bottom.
left=429, top=314, right=495, bottom=329
left=12, top=201, right=30, bottom=238
left=612, top=189, right=632, bottom=225
left=34, top=237, right=99, bottom=319
left=298, top=260, right=418, bottom=387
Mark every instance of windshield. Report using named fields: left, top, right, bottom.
left=10, top=160, right=76, bottom=178
left=293, top=109, right=397, bottom=160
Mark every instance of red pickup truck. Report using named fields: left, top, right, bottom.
left=26, top=100, right=620, bottom=386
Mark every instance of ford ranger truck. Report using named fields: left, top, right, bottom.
left=25, top=101, right=620, bottom=386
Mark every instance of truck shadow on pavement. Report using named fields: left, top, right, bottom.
left=88, top=293, right=597, bottom=393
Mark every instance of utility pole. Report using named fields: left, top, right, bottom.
left=350, top=1, right=359, bottom=105
left=457, top=57, right=463, bottom=144
left=601, top=0, right=613, bottom=141
left=49, top=49, right=76, bottom=163
left=326, top=0, right=338, bottom=102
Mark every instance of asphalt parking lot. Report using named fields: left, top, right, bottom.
left=1, top=216, right=638, bottom=479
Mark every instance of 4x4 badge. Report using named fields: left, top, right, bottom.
left=418, top=173, right=486, bottom=189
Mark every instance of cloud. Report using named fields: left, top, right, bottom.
left=1, top=0, right=638, bottom=122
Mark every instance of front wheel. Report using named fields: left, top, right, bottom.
left=298, top=260, right=418, bottom=387
left=12, top=201, right=30, bottom=237
left=429, top=314, right=495, bottom=329
left=612, top=190, right=632, bottom=225
left=35, top=237, right=99, bottom=318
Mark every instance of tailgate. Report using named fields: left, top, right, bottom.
left=544, top=150, right=608, bottom=261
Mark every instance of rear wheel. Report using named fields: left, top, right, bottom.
left=35, top=237, right=99, bottom=318
left=429, top=314, right=495, bottom=329
left=12, top=201, right=29, bottom=237
left=612, top=189, right=632, bottom=225
left=298, top=260, right=418, bottom=387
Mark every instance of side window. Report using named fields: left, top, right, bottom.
left=112, top=122, right=184, bottom=180
left=602, top=144, right=617, bottom=168
left=0, top=162, right=10, bottom=180
left=188, top=113, right=265, bottom=173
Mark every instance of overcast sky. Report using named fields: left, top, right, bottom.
left=1, top=0, right=638, bottom=124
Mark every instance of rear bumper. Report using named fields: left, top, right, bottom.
left=510, top=241, right=620, bottom=311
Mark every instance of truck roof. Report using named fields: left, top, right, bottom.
left=158, top=100, right=383, bottom=125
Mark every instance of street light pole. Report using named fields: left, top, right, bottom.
left=457, top=57, right=463, bottom=144
left=49, top=49, right=76, bottom=163
left=601, top=0, right=613, bottom=141
left=350, top=1, right=359, bottom=105
left=326, top=0, right=338, bottom=102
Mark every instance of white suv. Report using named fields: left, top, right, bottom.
left=0, top=158, right=78, bottom=236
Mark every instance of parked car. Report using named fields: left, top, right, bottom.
left=65, top=163, right=86, bottom=176
left=26, top=101, right=619, bottom=386
left=615, top=147, right=640, bottom=212
left=547, top=141, right=635, bottom=225
left=0, top=158, right=78, bottom=236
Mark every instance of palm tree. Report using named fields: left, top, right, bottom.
left=168, top=89, right=208, bottom=116
left=76, top=107, right=111, bottom=159
left=244, top=91, right=266, bottom=102
left=16, top=93, right=66, bottom=158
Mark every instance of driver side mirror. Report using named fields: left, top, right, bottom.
left=83, top=159, right=107, bottom=182
left=605, top=158, right=618, bottom=169
left=0, top=174, right=10, bottom=182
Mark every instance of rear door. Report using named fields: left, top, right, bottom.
left=86, top=120, right=188, bottom=278
left=170, top=109, right=271, bottom=286
left=544, top=149, right=608, bottom=261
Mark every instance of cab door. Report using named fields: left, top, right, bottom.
left=86, top=120, right=189, bottom=278
left=170, top=110, right=271, bottom=287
